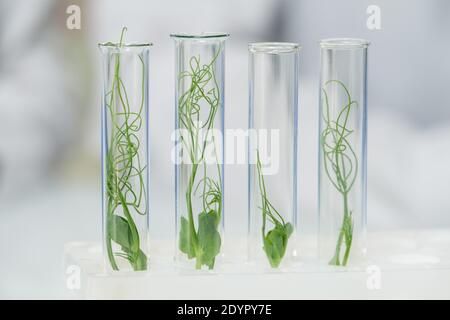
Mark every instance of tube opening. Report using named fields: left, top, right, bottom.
left=170, top=32, right=230, bottom=39
left=249, top=42, right=300, bottom=54
left=320, top=38, right=370, bottom=49
left=98, top=42, right=152, bottom=48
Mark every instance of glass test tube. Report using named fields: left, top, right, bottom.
left=318, top=38, right=369, bottom=267
left=99, top=39, right=151, bottom=272
left=172, top=33, right=229, bottom=270
left=248, top=42, right=300, bottom=269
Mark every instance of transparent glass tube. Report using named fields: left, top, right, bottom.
left=99, top=41, right=151, bottom=272
left=172, top=33, right=229, bottom=270
left=318, top=38, right=369, bottom=267
left=248, top=42, right=300, bottom=269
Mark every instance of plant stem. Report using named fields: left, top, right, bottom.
left=186, top=163, right=199, bottom=252
left=321, top=80, right=357, bottom=267
left=329, top=192, right=350, bottom=266
left=106, top=200, right=119, bottom=271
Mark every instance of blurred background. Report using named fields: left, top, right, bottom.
left=0, top=0, right=449, bottom=298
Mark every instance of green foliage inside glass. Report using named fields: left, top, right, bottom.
left=256, top=151, right=293, bottom=268
left=177, top=48, right=223, bottom=270
left=104, top=28, right=148, bottom=271
left=321, top=80, right=358, bottom=266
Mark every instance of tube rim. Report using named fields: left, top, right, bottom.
left=320, top=38, right=370, bottom=49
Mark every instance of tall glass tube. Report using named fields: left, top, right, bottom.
left=248, top=43, right=300, bottom=269
left=99, top=33, right=151, bottom=272
left=172, top=33, right=229, bottom=270
left=318, top=38, right=369, bottom=267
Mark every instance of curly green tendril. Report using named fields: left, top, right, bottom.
left=321, top=80, right=358, bottom=267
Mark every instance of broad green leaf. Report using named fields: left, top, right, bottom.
left=108, top=215, right=148, bottom=270
left=263, top=223, right=293, bottom=268
left=179, top=216, right=196, bottom=259
left=263, top=226, right=285, bottom=268
left=118, top=193, right=140, bottom=256
left=197, top=210, right=221, bottom=269
left=108, top=215, right=133, bottom=250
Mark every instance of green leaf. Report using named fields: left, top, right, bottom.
left=179, top=216, right=196, bottom=259
left=263, top=223, right=292, bottom=268
left=197, top=210, right=221, bottom=269
left=284, top=223, right=293, bottom=238
left=108, top=215, right=133, bottom=250
left=108, top=215, right=148, bottom=270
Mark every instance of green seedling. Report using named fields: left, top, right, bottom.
left=104, top=27, right=148, bottom=271
left=321, top=80, right=358, bottom=266
left=177, top=48, right=223, bottom=269
left=256, top=151, right=293, bottom=268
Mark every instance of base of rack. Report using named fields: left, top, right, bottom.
left=64, top=229, right=450, bottom=299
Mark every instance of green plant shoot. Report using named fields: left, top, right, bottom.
left=321, top=80, right=358, bottom=267
left=177, top=47, right=223, bottom=270
left=256, top=150, right=293, bottom=268
left=104, top=27, right=148, bottom=271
